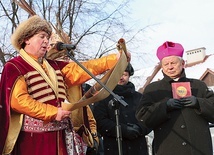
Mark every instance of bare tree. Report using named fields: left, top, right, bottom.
left=33, top=0, right=133, bottom=59
left=0, top=0, right=20, bottom=71
left=0, top=0, right=149, bottom=73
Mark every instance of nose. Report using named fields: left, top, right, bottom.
left=168, top=63, right=174, bottom=69
left=44, top=36, right=49, bottom=43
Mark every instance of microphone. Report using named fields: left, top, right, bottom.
left=55, top=42, right=76, bottom=51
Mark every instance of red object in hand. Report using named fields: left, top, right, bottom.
left=171, top=82, right=192, bottom=99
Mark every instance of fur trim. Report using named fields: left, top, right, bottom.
left=11, top=15, right=52, bottom=51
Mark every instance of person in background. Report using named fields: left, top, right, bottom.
left=46, top=32, right=99, bottom=155
left=0, top=15, right=128, bottom=155
left=135, top=41, right=214, bottom=155
left=80, top=83, right=99, bottom=155
left=93, top=63, right=150, bottom=155
left=82, top=83, right=105, bottom=155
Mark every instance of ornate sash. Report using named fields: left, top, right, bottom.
left=21, top=115, right=69, bottom=132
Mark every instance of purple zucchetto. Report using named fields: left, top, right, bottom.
left=156, top=41, right=184, bottom=60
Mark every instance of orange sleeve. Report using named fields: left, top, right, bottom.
left=11, top=76, right=58, bottom=121
left=62, top=54, right=118, bottom=87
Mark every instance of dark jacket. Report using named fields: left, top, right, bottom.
left=136, top=69, right=214, bottom=155
left=93, top=82, right=150, bottom=155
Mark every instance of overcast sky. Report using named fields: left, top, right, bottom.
left=128, top=0, right=214, bottom=69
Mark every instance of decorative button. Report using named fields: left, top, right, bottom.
left=181, top=125, right=185, bottom=128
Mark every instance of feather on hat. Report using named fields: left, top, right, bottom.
left=11, top=15, right=52, bottom=51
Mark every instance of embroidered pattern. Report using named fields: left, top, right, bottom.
left=65, top=128, right=87, bottom=155
left=22, top=115, right=69, bottom=132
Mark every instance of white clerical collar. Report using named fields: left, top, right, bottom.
left=173, top=78, right=179, bottom=81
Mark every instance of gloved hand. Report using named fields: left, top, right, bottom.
left=179, top=96, right=199, bottom=109
left=166, top=98, right=182, bottom=111
left=124, top=125, right=141, bottom=140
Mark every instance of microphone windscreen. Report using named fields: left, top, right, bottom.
left=55, top=42, right=64, bottom=51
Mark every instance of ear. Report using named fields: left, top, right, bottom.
left=25, top=38, right=30, bottom=45
left=181, top=59, right=185, bottom=66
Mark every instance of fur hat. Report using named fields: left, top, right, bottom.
left=11, top=15, right=52, bottom=51
left=156, top=41, right=184, bottom=60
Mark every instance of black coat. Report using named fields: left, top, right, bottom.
left=93, top=82, right=150, bottom=155
left=136, top=69, right=214, bottom=155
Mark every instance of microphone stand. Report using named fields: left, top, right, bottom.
left=66, top=50, right=127, bottom=155
left=108, top=98, right=124, bottom=155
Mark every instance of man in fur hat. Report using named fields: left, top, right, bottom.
left=0, top=15, right=129, bottom=155
left=136, top=41, right=214, bottom=155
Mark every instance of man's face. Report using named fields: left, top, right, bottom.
left=161, top=56, right=184, bottom=79
left=25, top=31, right=50, bottom=58
left=118, top=71, right=130, bottom=85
